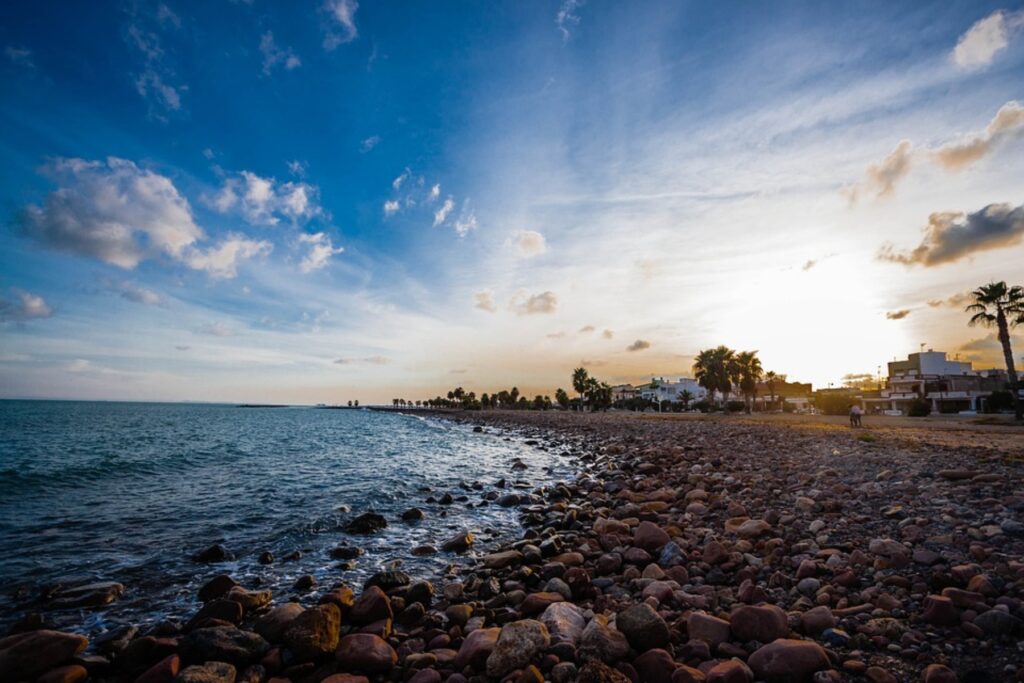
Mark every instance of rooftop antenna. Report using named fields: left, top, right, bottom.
left=919, top=343, right=926, bottom=354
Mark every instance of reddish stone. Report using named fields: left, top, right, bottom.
left=37, top=665, right=88, bottom=683
left=748, top=639, right=829, bottom=681
left=335, top=634, right=396, bottom=673
left=705, top=660, right=753, bottom=683
left=134, top=654, right=180, bottom=683
left=729, top=604, right=789, bottom=643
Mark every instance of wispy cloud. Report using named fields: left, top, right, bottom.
left=453, top=200, right=478, bottom=237
left=323, top=0, right=359, bottom=49
left=579, top=325, right=595, bottom=333
left=433, top=196, right=454, bottom=227
left=125, top=8, right=186, bottom=118
left=360, top=135, right=380, bottom=152
left=259, top=31, right=301, bottom=75
left=844, top=139, right=913, bottom=203
left=5, top=45, right=35, bottom=68
left=879, top=201, right=1024, bottom=267
left=99, top=277, right=164, bottom=306
left=626, top=339, right=651, bottom=351
left=927, top=291, right=972, bottom=308
left=801, top=259, right=817, bottom=271
left=511, top=291, right=557, bottom=315
left=184, top=234, right=273, bottom=279
left=383, top=199, right=400, bottom=217
left=952, top=9, right=1024, bottom=70
left=473, top=290, right=496, bottom=312
left=334, top=355, right=390, bottom=365
left=298, top=232, right=344, bottom=273
left=932, top=100, right=1024, bottom=171
left=197, top=321, right=235, bottom=337
left=509, top=230, right=547, bottom=257
left=392, top=168, right=410, bottom=191
left=0, top=289, right=53, bottom=323
left=556, top=0, right=584, bottom=42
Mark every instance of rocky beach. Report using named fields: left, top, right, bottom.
left=3, top=410, right=1023, bottom=683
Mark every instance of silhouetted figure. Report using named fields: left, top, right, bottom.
left=849, top=404, right=862, bottom=427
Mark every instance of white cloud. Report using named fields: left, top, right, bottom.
left=135, top=69, right=183, bottom=111
left=433, top=196, right=455, bottom=227
left=323, top=0, right=359, bottom=49
left=383, top=199, right=400, bottom=217
left=474, top=290, right=496, bottom=312
left=556, top=0, right=584, bottom=42
left=933, top=100, right=1024, bottom=170
left=184, top=234, right=272, bottom=278
left=511, top=290, right=558, bottom=315
left=361, top=135, right=380, bottom=152
left=334, top=355, right=390, bottom=365
left=510, top=230, right=547, bottom=257
left=392, top=168, right=411, bottom=190
left=952, top=10, right=1024, bottom=69
left=298, top=232, right=344, bottom=273
left=260, top=31, right=301, bottom=75
left=287, top=160, right=307, bottom=177
left=210, top=171, right=323, bottom=225
left=0, top=289, right=54, bottom=322
left=453, top=201, right=478, bottom=237
left=428, top=183, right=440, bottom=202
left=22, top=157, right=203, bottom=269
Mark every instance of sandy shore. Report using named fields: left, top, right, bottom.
left=3, top=410, right=1021, bottom=683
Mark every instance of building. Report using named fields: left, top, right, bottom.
left=611, top=384, right=636, bottom=402
left=754, top=378, right=813, bottom=411
left=863, top=350, right=1018, bottom=415
left=638, top=377, right=707, bottom=404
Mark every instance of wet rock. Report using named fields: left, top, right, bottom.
left=189, top=599, right=244, bottom=628
left=687, top=612, right=731, bottom=647
left=408, top=669, right=442, bottom=683
left=673, top=664, right=709, bottom=683
left=441, top=530, right=474, bottom=552
left=453, top=626, right=500, bottom=670
left=485, top=619, right=551, bottom=678
left=174, top=661, right=236, bottom=683
left=748, top=639, right=830, bottom=681
left=257, top=552, right=273, bottom=565
left=364, top=570, right=411, bottom=591
left=520, top=591, right=565, bottom=615
left=283, top=603, right=340, bottom=660
left=255, top=603, right=304, bottom=642
left=540, top=601, right=585, bottom=645
left=730, top=604, right=789, bottom=643
left=179, top=627, right=269, bottom=668
left=579, top=615, right=630, bottom=663
left=483, top=550, right=524, bottom=569
left=633, top=648, right=675, bottom=683
left=922, top=664, right=958, bottom=683
left=50, top=581, right=125, bottom=608
left=321, top=675, right=370, bottom=683
left=345, top=513, right=387, bottom=534
left=293, top=574, right=316, bottom=591
left=349, top=586, right=392, bottom=625
left=199, top=576, right=238, bottom=603
left=634, top=521, right=671, bottom=552
left=973, top=609, right=1022, bottom=636
left=192, top=544, right=231, bottom=563
left=578, top=658, right=632, bottom=683
left=616, top=603, right=670, bottom=650
left=37, top=664, right=88, bottom=683
left=224, top=587, right=271, bottom=613
left=135, top=654, right=181, bottom=683
left=401, top=508, right=424, bottom=521
left=335, top=634, right=397, bottom=673
left=705, top=660, right=752, bottom=683
left=0, top=629, right=89, bottom=680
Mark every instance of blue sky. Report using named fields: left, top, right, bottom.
left=1, top=1, right=1023, bottom=402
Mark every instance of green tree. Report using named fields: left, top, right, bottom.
left=764, top=370, right=778, bottom=410
left=555, top=388, right=570, bottom=409
left=679, top=389, right=693, bottom=410
left=572, top=367, right=590, bottom=410
left=510, top=386, right=520, bottom=407
left=736, top=350, right=763, bottom=413
left=693, top=346, right=736, bottom=406
left=966, top=281, right=1024, bottom=420
left=481, top=392, right=490, bottom=409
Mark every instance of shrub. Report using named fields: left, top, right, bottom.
left=985, top=391, right=1015, bottom=413
left=814, top=393, right=857, bottom=416
left=725, top=401, right=745, bottom=413
left=908, top=398, right=931, bottom=417
left=692, top=400, right=712, bottom=413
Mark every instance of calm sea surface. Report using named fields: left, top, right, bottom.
left=0, top=400, right=572, bottom=635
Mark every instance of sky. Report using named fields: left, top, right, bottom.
left=1, top=1, right=1023, bottom=404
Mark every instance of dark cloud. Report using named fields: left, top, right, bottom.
left=886, top=309, right=911, bottom=320
left=879, top=201, right=1024, bottom=267
left=626, top=339, right=652, bottom=352
left=0, top=289, right=53, bottom=322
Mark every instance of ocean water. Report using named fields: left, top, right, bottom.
left=0, top=400, right=572, bottom=635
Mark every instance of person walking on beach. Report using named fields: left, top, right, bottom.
left=849, top=404, right=862, bottom=427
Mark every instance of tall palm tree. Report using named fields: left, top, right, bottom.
left=765, top=370, right=778, bottom=410
left=572, top=367, right=590, bottom=410
left=736, top=350, right=763, bottom=413
left=966, top=281, right=1024, bottom=420
left=693, top=346, right=736, bottom=405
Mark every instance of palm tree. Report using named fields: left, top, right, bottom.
left=736, top=350, right=763, bottom=413
left=764, top=370, right=778, bottom=410
left=680, top=389, right=693, bottom=410
left=966, top=281, right=1024, bottom=420
left=555, top=388, right=570, bottom=409
left=693, top=346, right=736, bottom=406
left=572, top=367, right=590, bottom=410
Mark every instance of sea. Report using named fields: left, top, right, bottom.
left=0, top=400, right=573, bottom=636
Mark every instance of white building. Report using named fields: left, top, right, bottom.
left=639, top=377, right=707, bottom=404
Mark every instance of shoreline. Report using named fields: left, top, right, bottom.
left=3, top=410, right=1022, bottom=682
